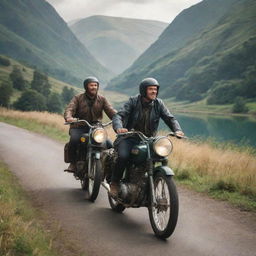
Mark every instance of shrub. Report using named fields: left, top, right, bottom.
left=47, top=92, right=63, bottom=113
left=9, top=66, right=26, bottom=90
left=31, top=70, right=51, bottom=96
left=0, top=56, right=11, bottom=66
left=207, top=80, right=240, bottom=105
left=232, top=97, right=249, bottom=113
left=13, top=89, right=47, bottom=111
left=0, top=81, right=13, bottom=107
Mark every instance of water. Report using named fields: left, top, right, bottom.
left=159, top=113, right=256, bottom=148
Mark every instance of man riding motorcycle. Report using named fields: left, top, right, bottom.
left=110, top=77, right=184, bottom=196
left=64, top=76, right=116, bottom=173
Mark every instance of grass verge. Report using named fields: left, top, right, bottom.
left=0, top=161, right=59, bottom=256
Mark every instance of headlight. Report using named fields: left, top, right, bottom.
left=92, top=128, right=107, bottom=143
left=153, top=137, right=173, bottom=157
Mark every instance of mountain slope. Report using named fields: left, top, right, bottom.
left=128, top=0, right=241, bottom=70
left=0, top=0, right=112, bottom=86
left=108, top=0, right=256, bottom=104
left=70, top=15, right=167, bottom=74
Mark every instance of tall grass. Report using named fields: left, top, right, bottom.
left=0, top=107, right=255, bottom=209
left=171, top=139, right=256, bottom=198
left=0, top=108, right=69, bottom=142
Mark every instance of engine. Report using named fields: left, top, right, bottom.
left=119, top=164, right=148, bottom=206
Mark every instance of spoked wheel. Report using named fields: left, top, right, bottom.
left=108, top=194, right=126, bottom=213
left=148, top=172, right=179, bottom=239
left=82, top=158, right=102, bottom=202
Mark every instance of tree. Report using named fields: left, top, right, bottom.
left=241, top=64, right=256, bottom=98
left=47, top=92, right=63, bottom=113
left=9, top=66, right=26, bottom=90
left=61, top=86, right=75, bottom=104
left=0, top=81, right=13, bottom=107
left=232, top=97, right=248, bottom=113
left=31, top=70, right=51, bottom=96
left=207, top=80, right=241, bottom=105
left=13, top=89, right=47, bottom=111
left=0, top=56, right=10, bottom=66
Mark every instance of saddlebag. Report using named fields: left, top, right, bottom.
left=64, top=142, right=70, bottom=163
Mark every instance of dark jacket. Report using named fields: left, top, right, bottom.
left=64, top=93, right=116, bottom=128
left=112, top=95, right=182, bottom=136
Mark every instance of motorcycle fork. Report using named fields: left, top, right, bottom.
left=147, top=160, right=157, bottom=207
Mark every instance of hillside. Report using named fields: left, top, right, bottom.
left=0, top=56, right=128, bottom=108
left=0, top=0, right=112, bottom=86
left=108, top=0, right=256, bottom=106
left=70, top=15, right=167, bottom=74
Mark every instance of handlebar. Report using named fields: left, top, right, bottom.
left=117, top=130, right=187, bottom=140
left=64, top=119, right=112, bottom=128
left=117, top=130, right=148, bottom=140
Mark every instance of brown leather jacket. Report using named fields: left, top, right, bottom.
left=64, top=93, right=116, bottom=128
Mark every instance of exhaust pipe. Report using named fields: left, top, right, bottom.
left=101, top=181, right=110, bottom=192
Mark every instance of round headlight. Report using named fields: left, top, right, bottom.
left=153, top=137, right=173, bottom=157
left=92, top=128, right=106, bottom=143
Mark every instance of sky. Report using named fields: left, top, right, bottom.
left=46, top=0, right=202, bottom=23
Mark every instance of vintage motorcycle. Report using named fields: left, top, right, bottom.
left=102, top=130, right=184, bottom=239
left=65, top=119, right=112, bottom=202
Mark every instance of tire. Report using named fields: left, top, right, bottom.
left=83, top=158, right=102, bottom=202
left=108, top=194, right=126, bottom=213
left=148, top=172, right=179, bottom=239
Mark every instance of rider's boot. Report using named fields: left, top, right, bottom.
left=64, top=162, right=76, bottom=173
left=110, top=182, right=119, bottom=198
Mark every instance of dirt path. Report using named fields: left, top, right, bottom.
left=0, top=122, right=255, bottom=256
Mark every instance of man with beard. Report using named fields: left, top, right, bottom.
left=110, top=77, right=184, bottom=196
left=64, top=76, right=116, bottom=172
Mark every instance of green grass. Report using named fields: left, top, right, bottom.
left=175, top=168, right=256, bottom=211
left=0, top=162, right=59, bottom=256
left=0, top=116, right=68, bottom=143
left=166, top=98, right=256, bottom=116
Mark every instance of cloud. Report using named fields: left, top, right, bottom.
left=46, top=0, right=202, bottom=22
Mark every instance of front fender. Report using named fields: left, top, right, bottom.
left=154, top=165, right=175, bottom=176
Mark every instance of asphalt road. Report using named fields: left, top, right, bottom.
left=0, top=122, right=256, bottom=256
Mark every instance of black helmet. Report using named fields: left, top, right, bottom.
left=83, top=76, right=99, bottom=90
left=139, top=77, right=160, bottom=97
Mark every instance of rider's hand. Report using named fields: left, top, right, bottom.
left=66, top=117, right=76, bottom=123
left=175, top=130, right=184, bottom=138
left=116, top=128, right=128, bottom=134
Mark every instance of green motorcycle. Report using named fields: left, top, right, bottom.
left=102, top=130, right=185, bottom=239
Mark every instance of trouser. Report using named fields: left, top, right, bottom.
left=111, top=137, right=140, bottom=183
left=68, top=127, right=113, bottom=163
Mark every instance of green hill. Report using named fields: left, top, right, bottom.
left=0, top=56, right=128, bottom=107
left=108, top=0, right=256, bottom=106
left=70, top=15, right=167, bottom=74
left=0, top=0, right=113, bottom=86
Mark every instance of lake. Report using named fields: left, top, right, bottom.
left=159, top=113, right=256, bottom=148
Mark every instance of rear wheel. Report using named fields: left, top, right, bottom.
left=148, top=172, right=179, bottom=239
left=82, top=158, right=102, bottom=202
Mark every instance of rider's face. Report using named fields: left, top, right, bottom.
left=146, top=86, right=158, bottom=101
left=86, top=82, right=98, bottom=96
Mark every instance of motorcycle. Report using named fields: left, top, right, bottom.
left=65, top=119, right=112, bottom=202
left=101, top=130, right=185, bottom=239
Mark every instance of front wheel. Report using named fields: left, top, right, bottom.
left=83, top=158, right=102, bottom=202
left=148, top=172, right=179, bottom=239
